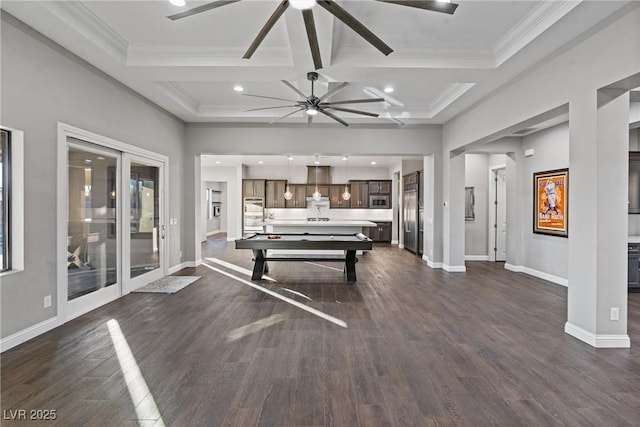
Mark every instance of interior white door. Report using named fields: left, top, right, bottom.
left=123, top=153, right=166, bottom=293
left=496, top=169, right=507, bottom=261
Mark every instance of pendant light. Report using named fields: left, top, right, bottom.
left=312, top=156, right=322, bottom=201
left=284, top=155, right=293, bottom=200
left=342, top=156, right=351, bottom=200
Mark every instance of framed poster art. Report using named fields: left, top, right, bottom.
left=533, top=168, right=568, bottom=237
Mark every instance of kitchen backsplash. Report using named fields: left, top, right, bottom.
left=267, top=208, right=393, bottom=222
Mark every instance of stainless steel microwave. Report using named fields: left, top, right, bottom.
left=369, top=195, right=389, bottom=208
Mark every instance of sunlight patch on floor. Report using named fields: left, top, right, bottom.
left=227, top=313, right=288, bottom=342
left=202, top=262, right=347, bottom=328
left=107, top=319, right=165, bottom=426
left=304, top=261, right=343, bottom=272
left=205, top=256, right=277, bottom=282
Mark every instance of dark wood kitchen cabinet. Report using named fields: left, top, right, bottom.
left=329, top=184, right=351, bottom=208
left=265, top=180, right=286, bottom=208
left=366, top=222, right=392, bottom=242
left=369, top=180, right=391, bottom=195
left=285, top=184, right=307, bottom=208
left=242, top=179, right=265, bottom=198
left=630, top=152, right=640, bottom=213
left=349, top=180, right=369, bottom=208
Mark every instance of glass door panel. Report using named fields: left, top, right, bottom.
left=67, top=145, right=119, bottom=304
left=123, top=154, right=165, bottom=292
left=130, top=162, right=160, bottom=278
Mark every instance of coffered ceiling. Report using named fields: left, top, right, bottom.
left=1, top=1, right=633, bottom=126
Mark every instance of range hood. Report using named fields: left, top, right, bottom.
left=307, top=166, right=331, bottom=185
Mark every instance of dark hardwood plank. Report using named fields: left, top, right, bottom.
left=1, top=237, right=639, bottom=426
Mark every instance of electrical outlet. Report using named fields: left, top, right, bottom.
left=610, top=307, right=620, bottom=321
left=43, top=295, right=52, bottom=308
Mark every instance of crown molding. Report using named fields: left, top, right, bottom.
left=127, top=45, right=293, bottom=67
left=157, top=82, right=199, bottom=116
left=41, top=0, right=128, bottom=62
left=493, top=0, right=582, bottom=67
left=427, top=83, right=476, bottom=118
left=331, top=46, right=495, bottom=69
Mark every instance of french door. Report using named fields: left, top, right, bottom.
left=122, top=153, right=165, bottom=293
left=62, top=127, right=167, bottom=321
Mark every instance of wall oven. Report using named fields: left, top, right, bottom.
left=369, top=195, right=389, bottom=208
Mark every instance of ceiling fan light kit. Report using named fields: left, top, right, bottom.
left=242, top=71, right=385, bottom=126
left=167, top=0, right=458, bottom=70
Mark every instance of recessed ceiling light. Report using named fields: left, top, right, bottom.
left=258, top=161, right=264, bottom=164
left=289, top=0, right=316, bottom=10
left=288, top=156, right=294, bottom=160
left=314, top=160, right=320, bottom=165
left=169, top=0, right=186, bottom=6
left=215, top=161, right=221, bottom=164
left=342, top=157, right=348, bottom=161
left=383, top=87, right=394, bottom=93
left=233, top=85, right=244, bottom=92
left=371, top=161, right=377, bottom=165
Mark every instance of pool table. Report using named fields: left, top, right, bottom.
left=235, top=232, right=373, bottom=282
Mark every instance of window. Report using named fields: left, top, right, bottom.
left=0, top=126, right=23, bottom=274
left=1, top=129, right=10, bottom=271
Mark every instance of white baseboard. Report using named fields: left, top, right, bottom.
left=465, top=255, right=489, bottom=261
left=504, top=263, right=568, bottom=287
left=398, top=244, right=404, bottom=249
left=426, top=258, right=443, bottom=269
left=168, top=262, right=190, bottom=274
left=564, top=322, right=630, bottom=348
left=0, top=316, right=60, bottom=353
left=391, top=239, right=399, bottom=245
left=443, top=264, right=466, bottom=273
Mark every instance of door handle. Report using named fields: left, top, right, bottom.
left=161, top=225, right=166, bottom=239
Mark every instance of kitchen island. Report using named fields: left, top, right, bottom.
left=263, top=219, right=377, bottom=256
left=264, top=219, right=377, bottom=234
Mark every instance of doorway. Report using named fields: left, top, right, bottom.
left=59, top=124, right=168, bottom=321
left=488, top=165, right=507, bottom=262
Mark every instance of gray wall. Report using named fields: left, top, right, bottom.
left=0, top=13, right=185, bottom=338
left=519, top=124, right=570, bottom=279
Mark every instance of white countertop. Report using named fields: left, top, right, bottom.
left=629, top=236, right=640, bottom=243
left=265, top=219, right=377, bottom=227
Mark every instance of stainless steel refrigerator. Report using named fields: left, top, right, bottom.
left=403, top=188, right=418, bottom=254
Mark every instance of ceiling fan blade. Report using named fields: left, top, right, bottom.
left=242, top=93, right=300, bottom=103
left=375, top=0, right=458, bottom=15
left=243, top=0, right=289, bottom=59
left=269, top=107, right=305, bottom=124
left=302, top=9, right=323, bottom=70
left=319, top=109, right=349, bottom=127
left=322, top=97, right=385, bottom=105
left=167, top=0, right=241, bottom=21
left=316, top=0, right=393, bottom=56
left=317, top=82, right=350, bottom=103
left=243, top=105, right=300, bottom=112
left=326, top=106, right=379, bottom=118
left=281, top=80, right=309, bottom=99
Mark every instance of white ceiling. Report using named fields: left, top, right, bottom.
left=2, top=0, right=633, bottom=128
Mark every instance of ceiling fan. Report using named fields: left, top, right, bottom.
left=242, top=71, right=385, bottom=126
left=168, top=0, right=459, bottom=70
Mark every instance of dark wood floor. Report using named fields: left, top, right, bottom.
left=2, top=235, right=640, bottom=426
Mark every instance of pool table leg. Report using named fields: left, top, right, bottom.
left=252, top=249, right=268, bottom=280
left=344, top=250, right=357, bottom=282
